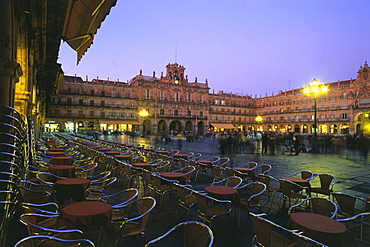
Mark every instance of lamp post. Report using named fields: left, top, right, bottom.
left=303, top=79, right=328, bottom=153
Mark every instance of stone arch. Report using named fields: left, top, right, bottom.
left=77, top=121, right=86, bottom=132
left=302, top=124, right=308, bottom=134
left=197, top=121, right=205, bottom=134
left=143, top=119, right=151, bottom=134
left=158, top=120, right=166, bottom=134
left=330, top=124, right=338, bottom=134
left=340, top=124, right=349, bottom=135
left=294, top=124, right=300, bottom=133
left=185, top=121, right=193, bottom=132
left=169, top=120, right=182, bottom=132
left=279, top=124, right=286, bottom=133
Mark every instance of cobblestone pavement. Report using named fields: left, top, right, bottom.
left=9, top=134, right=370, bottom=246
left=101, top=134, right=370, bottom=247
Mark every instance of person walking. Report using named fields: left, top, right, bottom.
left=293, top=135, right=300, bottom=155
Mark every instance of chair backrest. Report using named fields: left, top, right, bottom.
left=225, top=167, right=235, bottom=177
left=249, top=213, right=295, bottom=247
left=301, top=170, right=314, bottom=180
left=248, top=162, right=258, bottom=169
left=333, top=192, right=367, bottom=216
left=317, top=174, right=336, bottom=190
left=120, top=197, right=156, bottom=236
left=194, top=153, right=202, bottom=160
left=289, top=197, right=338, bottom=218
left=261, top=164, right=272, bottom=174
left=21, top=202, right=59, bottom=215
left=144, top=221, right=214, bottom=247
left=19, top=213, right=83, bottom=237
left=183, top=166, right=195, bottom=181
left=15, top=235, right=95, bottom=247
left=279, top=179, right=298, bottom=197
left=220, top=157, right=229, bottom=167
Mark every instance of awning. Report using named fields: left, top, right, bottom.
left=62, top=0, right=118, bottom=64
left=210, top=123, right=236, bottom=129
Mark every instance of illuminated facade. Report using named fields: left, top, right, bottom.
left=46, top=62, right=370, bottom=135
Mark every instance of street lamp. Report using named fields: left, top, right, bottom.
left=303, top=78, right=328, bottom=153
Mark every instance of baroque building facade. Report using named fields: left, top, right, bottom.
left=46, top=62, right=370, bottom=136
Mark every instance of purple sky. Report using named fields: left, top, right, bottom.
left=58, top=0, right=370, bottom=97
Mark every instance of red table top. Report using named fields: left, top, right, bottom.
left=48, top=165, right=74, bottom=171
left=234, top=167, right=252, bottom=172
left=132, top=163, right=152, bottom=167
left=104, top=151, right=120, bottom=155
left=134, top=146, right=143, bottom=149
left=144, top=148, right=155, bottom=151
left=205, top=186, right=237, bottom=195
left=161, top=172, right=185, bottom=178
left=50, top=156, right=73, bottom=165
left=61, top=201, right=112, bottom=226
left=47, top=152, right=66, bottom=157
left=55, top=178, right=90, bottom=187
left=290, top=212, right=347, bottom=234
left=114, top=154, right=131, bottom=159
left=97, top=148, right=110, bottom=151
left=282, top=177, right=308, bottom=183
left=155, top=150, right=169, bottom=154
left=174, top=154, right=188, bottom=158
left=198, top=160, right=212, bottom=164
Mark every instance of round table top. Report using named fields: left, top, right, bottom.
left=155, top=150, right=169, bottom=154
left=62, top=201, right=112, bottom=217
left=132, top=163, right=152, bottom=167
left=161, top=172, right=185, bottom=178
left=198, top=160, right=212, bottom=163
left=144, top=148, right=155, bottom=151
left=48, top=148, right=64, bottom=152
left=290, top=212, right=347, bottom=234
left=48, top=165, right=74, bottom=171
left=282, top=177, right=308, bottom=183
left=114, top=154, right=131, bottom=158
left=55, top=178, right=90, bottom=185
left=174, top=154, right=188, bottom=157
left=51, top=156, right=73, bottom=160
left=104, top=151, right=120, bottom=154
left=97, top=148, right=110, bottom=151
left=205, top=186, right=237, bottom=195
left=234, top=167, right=252, bottom=172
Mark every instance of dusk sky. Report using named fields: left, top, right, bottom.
left=58, top=0, right=370, bottom=97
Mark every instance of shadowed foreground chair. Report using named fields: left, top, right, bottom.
left=278, top=179, right=308, bottom=208
left=193, top=190, right=232, bottom=227
left=144, top=221, right=214, bottom=247
left=174, top=183, right=197, bottom=220
left=288, top=197, right=338, bottom=218
left=333, top=192, right=370, bottom=240
left=14, top=235, right=95, bottom=247
left=111, top=197, right=156, bottom=247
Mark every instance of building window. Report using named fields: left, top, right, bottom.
left=90, top=111, right=94, bottom=117
left=90, top=89, right=94, bottom=95
left=112, top=91, right=115, bottom=97
left=101, top=91, right=105, bottom=96
left=54, top=98, right=60, bottom=103
left=146, top=90, right=150, bottom=100
left=55, top=109, right=60, bottom=115
left=199, top=111, right=203, bottom=117
left=79, top=99, right=83, bottom=105
left=200, top=95, right=204, bottom=103
left=111, top=101, right=115, bottom=107
left=160, top=91, right=165, bottom=101
left=341, top=113, right=348, bottom=120
left=174, top=110, right=179, bottom=116
left=120, top=112, right=126, bottom=118
left=175, top=93, right=180, bottom=102
left=67, top=98, right=72, bottom=105
left=160, top=109, right=164, bottom=116
left=90, top=100, right=94, bottom=106
left=67, top=110, right=72, bottom=116
left=295, top=115, right=299, bottom=120
left=67, top=87, right=72, bottom=93
left=121, top=91, right=125, bottom=97
left=187, top=111, right=191, bottom=116
left=78, top=110, right=83, bottom=117
left=187, top=94, right=191, bottom=102
left=101, top=112, right=105, bottom=118
left=215, top=100, right=219, bottom=105
left=221, top=100, right=225, bottom=105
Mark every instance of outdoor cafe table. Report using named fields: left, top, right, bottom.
left=132, top=163, right=153, bottom=170
left=205, top=186, right=239, bottom=206
left=60, top=201, right=112, bottom=244
left=50, top=156, right=73, bottom=165
left=46, top=152, right=66, bottom=157
left=281, top=176, right=311, bottom=188
left=144, top=148, right=155, bottom=151
left=155, top=150, right=169, bottom=155
left=104, top=151, right=120, bottom=156
left=173, top=154, right=188, bottom=159
left=160, top=172, right=186, bottom=184
left=54, top=178, right=90, bottom=203
left=97, top=148, right=110, bottom=152
left=288, top=212, right=356, bottom=246
left=114, top=155, right=132, bottom=162
left=48, top=165, right=75, bottom=178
